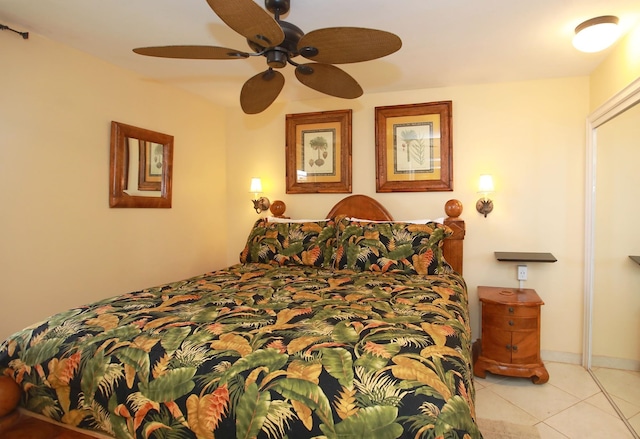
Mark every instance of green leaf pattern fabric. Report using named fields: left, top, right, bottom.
left=240, top=219, right=337, bottom=268
left=0, top=264, right=481, bottom=438
left=334, top=219, right=454, bottom=274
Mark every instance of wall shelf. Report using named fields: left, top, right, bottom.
left=495, top=252, right=557, bottom=263
left=629, top=256, right=640, bottom=265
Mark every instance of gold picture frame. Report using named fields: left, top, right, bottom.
left=286, top=109, right=352, bottom=194
left=375, top=101, right=453, bottom=192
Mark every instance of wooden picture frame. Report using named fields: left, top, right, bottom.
left=375, top=101, right=453, bottom=192
left=109, top=121, right=173, bottom=208
left=286, top=109, right=352, bottom=194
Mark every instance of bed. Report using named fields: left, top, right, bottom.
left=0, top=195, right=480, bottom=439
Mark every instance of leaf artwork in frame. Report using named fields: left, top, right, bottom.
left=286, top=109, right=352, bottom=194
left=375, top=101, right=453, bottom=192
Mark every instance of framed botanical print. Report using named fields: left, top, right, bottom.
left=285, top=109, right=352, bottom=194
left=137, top=140, right=164, bottom=191
left=375, top=101, right=453, bottom=192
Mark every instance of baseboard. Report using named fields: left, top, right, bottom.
left=591, top=355, right=640, bottom=371
left=541, top=350, right=583, bottom=365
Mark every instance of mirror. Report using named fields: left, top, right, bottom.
left=109, top=121, right=173, bottom=208
left=584, top=78, right=640, bottom=437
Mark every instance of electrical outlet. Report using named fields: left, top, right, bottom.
left=517, top=265, right=528, bottom=281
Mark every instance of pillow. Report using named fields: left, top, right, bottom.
left=349, top=217, right=444, bottom=224
left=240, top=219, right=337, bottom=268
left=333, top=218, right=453, bottom=274
left=267, top=216, right=330, bottom=223
left=399, top=217, right=445, bottom=224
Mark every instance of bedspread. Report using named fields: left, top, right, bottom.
left=0, top=264, right=481, bottom=439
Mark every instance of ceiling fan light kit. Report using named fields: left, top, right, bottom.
left=133, top=0, right=402, bottom=114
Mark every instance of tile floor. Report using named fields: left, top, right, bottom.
left=592, top=366, right=640, bottom=434
left=474, top=361, right=639, bottom=438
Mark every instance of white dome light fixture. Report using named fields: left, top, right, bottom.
left=572, top=15, right=620, bottom=53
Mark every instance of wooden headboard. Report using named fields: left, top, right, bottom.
left=325, top=195, right=466, bottom=274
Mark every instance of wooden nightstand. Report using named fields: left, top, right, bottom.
left=474, top=286, right=549, bottom=384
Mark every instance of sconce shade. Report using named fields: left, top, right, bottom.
left=250, top=177, right=263, bottom=194
left=572, top=16, right=620, bottom=53
left=476, top=174, right=494, bottom=218
left=250, top=177, right=269, bottom=214
left=478, top=174, right=494, bottom=193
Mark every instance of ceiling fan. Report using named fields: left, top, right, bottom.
left=133, top=0, right=402, bottom=114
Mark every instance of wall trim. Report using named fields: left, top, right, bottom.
left=541, top=350, right=583, bottom=366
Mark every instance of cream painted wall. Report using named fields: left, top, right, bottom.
left=0, top=31, right=228, bottom=340
left=590, top=23, right=640, bottom=111
left=225, top=77, right=590, bottom=359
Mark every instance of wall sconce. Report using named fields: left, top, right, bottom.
left=476, top=174, right=494, bottom=218
left=250, top=177, right=270, bottom=214
left=572, top=15, right=620, bottom=53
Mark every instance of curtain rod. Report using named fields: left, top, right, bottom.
left=0, top=23, right=29, bottom=39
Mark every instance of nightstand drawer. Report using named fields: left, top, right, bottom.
left=483, top=302, right=539, bottom=317
left=483, top=314, right=538, bottom=331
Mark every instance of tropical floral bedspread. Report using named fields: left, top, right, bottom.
left=0, top=264, right=481, bottom=439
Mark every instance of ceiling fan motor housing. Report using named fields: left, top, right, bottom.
left=248, top=20, right=305, bottom=68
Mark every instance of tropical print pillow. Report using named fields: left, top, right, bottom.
left=334, top=219, right=453, bottom=274
left=240, top=219, right=337, bottom=268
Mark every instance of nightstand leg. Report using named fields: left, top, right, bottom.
left=531, top=366, right=549, bottom=384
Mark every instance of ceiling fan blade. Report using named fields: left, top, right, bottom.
left=298, top=27, right=402, bottom=64
left=133, top=45, right=249, bottom=60
left=206, top=0, right=284, bottom=48
left=295, top=63, right=363, bottom=99
left=240, top=69, right=285, bottom=114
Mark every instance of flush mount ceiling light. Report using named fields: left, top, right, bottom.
left=572, top=15, right=620, bottom=53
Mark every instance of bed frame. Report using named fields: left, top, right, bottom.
left=0, top=195, right=465, bottom=438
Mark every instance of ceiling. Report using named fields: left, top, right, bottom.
left=1, top=0, right=639, bottom=110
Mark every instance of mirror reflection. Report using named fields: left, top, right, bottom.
left=590, top=100, right=640, bottom=436
left=124, top=137, right=164, bottom=197
left=109, top=121, right=173, bottom=208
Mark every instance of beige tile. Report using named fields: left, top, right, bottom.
left=535, top=422, right=569, bottom=439
left=611, top=394, right=640, bottom=420
left=474, top=371, right=511, bottom=387
left=593, top=367, right=640, bottom=406
left=474, top=362, right=640, bottom=438
left=473, top=377, right=487, bottom=391
left=628, top=412, right=640, bottom=436
left=544, top=362, right=600, bottom=400
left=544, top=401, right=635, bottom=439
left=475, top=387, right=539, bottom=425
left=487, top=378, right=580, bottom=421
left=584, top=391, right=620, bottom=417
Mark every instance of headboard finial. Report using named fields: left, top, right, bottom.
left=269, top=200, right=287, bottom=218
left=445, top=199, right=463, bottom=219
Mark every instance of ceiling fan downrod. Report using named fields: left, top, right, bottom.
left=265, top=0, right=290, bottom=19
left=259, top=0, right=319, bottom=69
